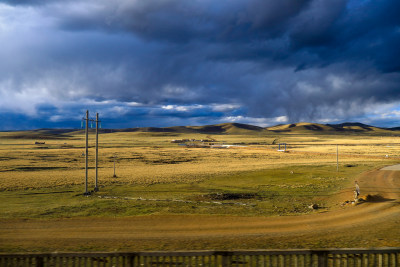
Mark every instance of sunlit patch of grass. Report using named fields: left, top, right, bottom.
left=0, top=130, right=398, bottom=218
left=0, top=161, right=383, bottom=219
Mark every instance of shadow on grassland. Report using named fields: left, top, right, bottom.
left=21, top=191, right=74, bottom=195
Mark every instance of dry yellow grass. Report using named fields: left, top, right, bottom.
left=0, top=131, right=398, bottom=190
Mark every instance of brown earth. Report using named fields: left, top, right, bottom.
left=1, top=166, right=400, bottom=252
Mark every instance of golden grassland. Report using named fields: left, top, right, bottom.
left=0, top=131, right=399, bottom=190
left=0, top=130, right=399, bottom=219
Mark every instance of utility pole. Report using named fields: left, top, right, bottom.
left=82, top=110, right=101, bottom=195
left=94, top=113, right=100, bottom=192
left=84, top=110, right=89, bottom=195
left=113, top=154, right=117, bottom=178
left=336, top=144, right=339, bottom=172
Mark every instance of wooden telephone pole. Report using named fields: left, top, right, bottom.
left=84, top=110, right=90, bottom=195
left=82, top=110, right=101, bottom=195
left=336, top=144, right=339, bottom=172
left=94, top=113, right=100, bottom=192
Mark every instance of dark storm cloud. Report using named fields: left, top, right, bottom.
left=55, top=0, right=312, bottom=42
left=0, top=0, right=50, bottom=5
left=0, top=0, right=400, bottom=129
left=289, top=0, right=400, bottom=73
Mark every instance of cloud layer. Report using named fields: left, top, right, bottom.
left=0, top=0, right=399, bottom=129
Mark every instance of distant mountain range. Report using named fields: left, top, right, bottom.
left=2, top=122, right=400, bottom=138
left=108, top=122, right=400, bottom=135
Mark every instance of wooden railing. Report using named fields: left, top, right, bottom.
left=1, top=248, right=399, bottom=267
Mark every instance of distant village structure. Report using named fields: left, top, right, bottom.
left=277, top=143, right=287, bottom=152
left=171, top=136, right=248, bottom=149
left=171, top=136, right=233, bottom=148
left=171, top=137, right=219, bottom=148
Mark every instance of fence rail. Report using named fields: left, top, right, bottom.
left=1, top=248, right=400, bottom=267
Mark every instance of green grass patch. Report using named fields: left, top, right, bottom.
left=0, top=162, right=382, bottom=219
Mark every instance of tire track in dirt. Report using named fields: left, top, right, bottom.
left=1, top=166, right=400, bottom=250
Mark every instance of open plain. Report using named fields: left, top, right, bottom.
left=0, top=123, right=400, bottom=252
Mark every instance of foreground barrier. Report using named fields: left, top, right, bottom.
left=1, top=248, right=399, bottom=267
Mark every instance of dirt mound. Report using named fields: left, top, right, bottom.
left=361, top=194, right=390, bottom=202
left=342, top=194, right=392, bottom=206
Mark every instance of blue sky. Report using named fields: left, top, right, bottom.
left=0, top=0, right=400, bottom=130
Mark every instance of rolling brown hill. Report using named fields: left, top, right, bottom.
left=113, top=123, right=265, bottom=134
left=266, top=122, right=333, bottom=132
left=265, top=122, right=398, bottom=135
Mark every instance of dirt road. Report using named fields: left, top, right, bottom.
left=1, top=166, right=400, bottom=252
